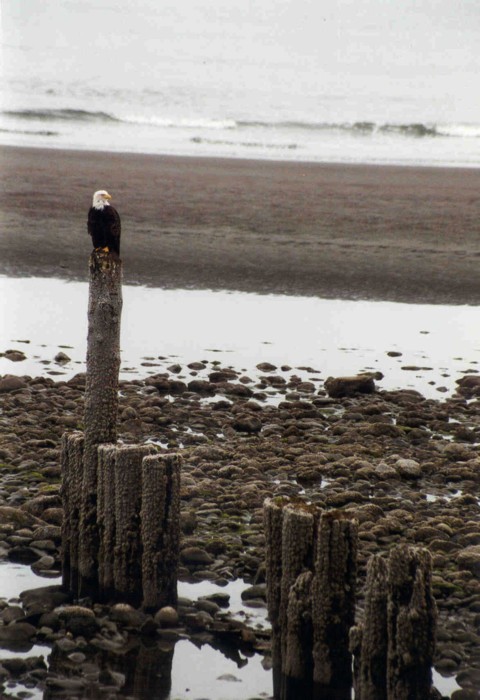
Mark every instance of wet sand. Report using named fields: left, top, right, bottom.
left=1, top=144, right=480, bottom=304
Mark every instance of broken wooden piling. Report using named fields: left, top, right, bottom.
left=264, top=498, right=358, bottom=700
left=113, top=444, right=155, bottom=606
left=60, top=431, right=84, bottom=597
left=350, top=554, right=388, bottom=700
left=312, top=511, right=358, bottom=700
left=351, top=545, right=437, bottom=700
left=387, top=545, right=436, bottom=700
left=141, top=453, right=182, bottom=611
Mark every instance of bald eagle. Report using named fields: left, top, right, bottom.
left=88, top=190, right=121, bottom=255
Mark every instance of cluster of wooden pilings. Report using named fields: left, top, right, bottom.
left=60, top=251, right=181, bottom=609
left=264, top=497, right=437, bottom=700
left=62, top=436, right=181, bottom=609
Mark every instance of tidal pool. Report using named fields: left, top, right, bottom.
left=1, top=276, right=479, bottom=399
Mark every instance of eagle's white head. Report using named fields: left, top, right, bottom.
left=92, top=190, right=112, bottom=210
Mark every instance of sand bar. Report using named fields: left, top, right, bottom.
left=1, top=144, right=480, bottom=304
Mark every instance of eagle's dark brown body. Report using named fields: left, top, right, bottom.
left=87, top=204, right=121, bottom=255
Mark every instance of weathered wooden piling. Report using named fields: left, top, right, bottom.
left=97, top=444, right=117, bottom=602
left=113, top=444, right=154, bottom=606
left=283, top=571, right=314, bottom=699
left=79, top=250, right=123, bottom=598
left=351, top=554, right=388, bottom=700
left=141, top=453, right=182, bottom=611
left=280, top=504, right=317, bottom=699
left=387, top=545, right=436, bottom=700
left=312, top=510, right=358, bottom=700
left=264, top=497, right=288, bottom=697
left=264, top=499, right=358, bottom=700
left=60, top=431, right=84, bottom=596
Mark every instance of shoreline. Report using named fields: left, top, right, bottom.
left=4, top=138, right=480, bottom=171
left=2, top=144, right=480, bottom=305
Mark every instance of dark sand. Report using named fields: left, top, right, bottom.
left=1, top=144, right=480, bottom=304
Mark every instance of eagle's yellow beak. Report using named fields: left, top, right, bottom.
left=104, top=193, right=112, bottom=200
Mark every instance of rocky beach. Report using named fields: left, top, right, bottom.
left=1, top=145, right=480, bottom=698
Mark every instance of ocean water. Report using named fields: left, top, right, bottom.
left=1, top=0, right=480, bottom=167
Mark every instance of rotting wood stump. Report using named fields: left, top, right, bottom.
left=264, top=498, right=358, bottom=700
left=351, top=546, right=437, bottom=700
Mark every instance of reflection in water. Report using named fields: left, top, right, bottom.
left=41, top=633, right=271, bottom=700
left=44, top=639, right=174, bottom=700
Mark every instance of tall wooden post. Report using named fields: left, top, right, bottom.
left=79, top=250, right=122, bottom=598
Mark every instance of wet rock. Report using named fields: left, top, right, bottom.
left=56, top=605, right=99, bottom=638
left=0, top=606, right=25, bottom=624
left=232, top=414, right=262, bottom=434
left=0, top=376, right=27, bottom=393
left=241, top=584, right=266, bottom=601
left=188, top=379, right=216, bottom=395
left=180, top=547, right=214, bottom=566
left=180, top=510, right=197, bottom=534
left=203, top=592, right=230, bottom=608
left=7, top=545, right=40, bottom=564
left=42, top=507, right=63, bottom=525
left=209, top=369, right=238, bottom=382
left=324, top=374, right=376, bottom=398
left=46, top=678, right=86, bottom=693
left=20, top=494, right=62, bottom=517
left=54, top=352, right=71, bottom=364
left=256, top=362, right=277, bottom=372
left=110, top=603, right=146, bottom=628
left=4, top=350, right=26, bottom=362
left=456, top=375, right=480, bottom=397
left=196, top=599, right=221, bottom=616
left=396, top=458, right=422, bottom=479
left=154, top=606, right=179, bottom=627
left=32, top=554, right=56, bottom=572
left=1, top=657, right=28, bottom=675
left=457, top=546, right=480, bottom=577
left=0, top=506, right=45, bottom=530
left=20, top=586, right=70, bottom=615
left=32, top=525, right=61, bottom=543
left=0, top=622, right=36, bottom=643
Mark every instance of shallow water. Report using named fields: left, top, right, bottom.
left=0, top=563, right=272, bottom=699
left=1, top=276, right=479, bottom=400
left=0, top=562, right=463, bottom=698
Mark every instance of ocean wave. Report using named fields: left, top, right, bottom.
left=122, top=114, right=237, bottom=130
left=238, top=120, right=480, bottom=138
left=2, top=108, right=121, bottom=123
left=3, top=108, right=480, bottom=140
left=0, top=127, right=58, bottom=136
left=191, top=136, right=298, bottom=149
